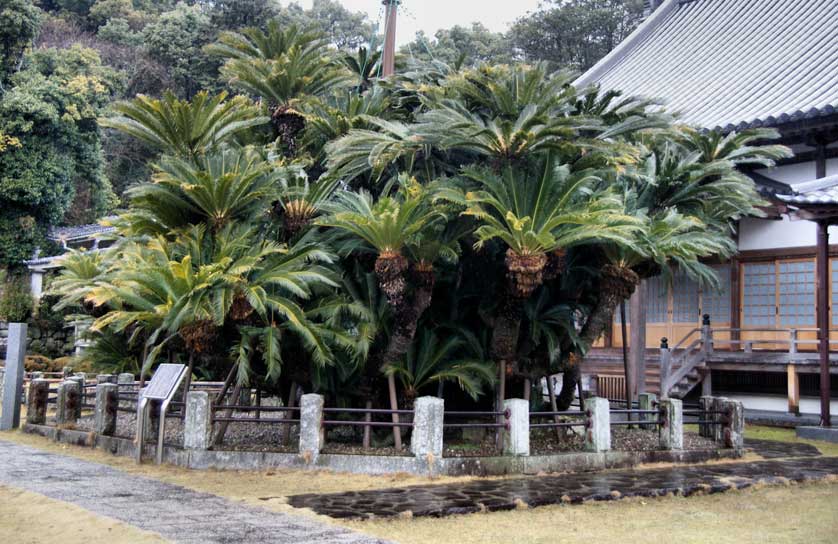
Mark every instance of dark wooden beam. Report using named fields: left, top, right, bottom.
left=816, top=221, right=831, bottom=427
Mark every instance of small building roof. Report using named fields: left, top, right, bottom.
left=777, top=174, right=838, bottom=206
left=49, top=218, right=117, bottom=243
left=575, top=0, right=838, bottom=131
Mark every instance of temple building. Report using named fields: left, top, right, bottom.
left=575, top=0, right=838, bottom=424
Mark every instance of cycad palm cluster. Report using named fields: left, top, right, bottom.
left=52, top=20, right=789, bottom=437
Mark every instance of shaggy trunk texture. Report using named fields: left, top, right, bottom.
left=179, top=320, right=217, bottom=354
left=380, top=263, right=436, bottom=450
left=542, top=248, right=568, bottom=281
left=272, top=105, right=306, bottom=156
left=375, top=251, right=409, bottom=307
left=229, top=293, right=254, bottom=322
left=556, top=264, right=640, bottom=410
left=505, top=249, right=548, bottom=298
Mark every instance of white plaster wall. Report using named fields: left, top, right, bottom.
left=739, top=217, right=838, bottom=252
left=756, top=158, right=838, bottom=185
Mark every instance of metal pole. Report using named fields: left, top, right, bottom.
left=620, top=301, right=631, bottom=416
left=381, top=0, right=399, bottom=76
left=817, top=221, right=830, bottom=426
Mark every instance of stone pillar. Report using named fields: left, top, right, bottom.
left=659, top=338, right=671, bottom=400
left=56, top=380, right=81, bottom=425
left=0, top=322, right=27, bottom=430
left=411, top=396, right=444, bottom=459
left=96, top=374, right=117, bottom=384
left=183, top=391, right=213, bottom=450
left=117, top=373, right=135, bottom=386
left=26, top=379, right=50, bottom=425
left=94, top=383, right=118, bottom=435
left=638, top=392, right=657, bottom=430
left=298, top=394, right=324, bottom=464
left=502, top=398, right=529, bottom=456
left=584, top=397, right=610, bottom=452
left=659, top=398, right=683, bottom=450
left=720, top=399, right=744, bottom=449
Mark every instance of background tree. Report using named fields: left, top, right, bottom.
left=0, top=0, right=41, bottom=89
left=510, top=0, right=645, bottom=70
left=401, top=23, right=513, bottom=67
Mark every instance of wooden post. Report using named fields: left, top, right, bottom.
left=381, top=0, right=399, bottom=77
left=789, top=329, right=798, bottom=355
left=387, top=374, right=403, bottom=450
left=702, top=314, right=713, bottom=355
left=659, top=338, right=671, bottom=399
left=701, top=368, right=712, bottom=397
left=816, top=221, right=830, bottom=426
left=787, top=364, right=800, bottom=415
left=620, top=301, right=632, bottom=409
left=362, top=400, right=372, bottom=450
left=629, top=280, right=647, bottom=396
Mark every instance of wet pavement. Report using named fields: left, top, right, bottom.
left=0, top=439, right=387, bottom=544
left=288, top=439, right=837, bottom=519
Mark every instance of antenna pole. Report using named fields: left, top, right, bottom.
left=382, top=0, right=399, bottom=76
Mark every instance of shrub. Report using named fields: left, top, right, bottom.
left=0, top=277, right=33, bottom=322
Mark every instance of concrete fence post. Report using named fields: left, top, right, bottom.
left=117, top=373, right=135, bottom=386
left=659, top=338, right=671, bottom=400
left=94, top=383, right=119, bottom=436
left=26, top=379, right=50, bottom=425
left=56, top=380, right=81, bottom=425
left=0, top=322, right=27, bottom=430
left=183, top=391, right=213, bottom=450
left=411, top=396, right=444, bottom=459
left=299, top=394, right=324, bottom=464
left=638, top=392, right=657, bottom=430
left=503, top=398, right=530, bottom=456
left=96, top=374, right=117, bottom=384
left=659, top=398, right=683, bottom=450
left=0, top=367, right=5, bottom=408
left=584, top=397, right=610, bottom=452
left=699, top=395, right=712, bottom=438
left=720, top=399, right=745, bottom=449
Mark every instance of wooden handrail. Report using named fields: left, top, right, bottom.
left=670, top=329, right=701, bottom=351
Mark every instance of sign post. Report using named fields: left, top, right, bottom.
left=135, top=364, right=188, bottom=464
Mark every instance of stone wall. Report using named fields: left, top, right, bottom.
left=0, top=321, right=74, bottom=358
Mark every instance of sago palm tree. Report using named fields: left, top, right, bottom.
left=448, top=153, right=642, bottom=298
left=121, top=147, right=277, bottom=236
left=100, top=91, right=267, bottom=161
left=385, top=328, right=495, bottom=406
left=208, top=22, right=353, bottom=154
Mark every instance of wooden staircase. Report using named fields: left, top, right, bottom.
left=583, top=327, right=709, bottom=400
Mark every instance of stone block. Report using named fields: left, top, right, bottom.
left=26, top=379, right=50, bottom=425
left=638, top=392, right=657, bottom=430
left=502, top=398, right=529, bottom=456
left=659, top=398, right=683, bottom=450
left=411, top=396, right=444, bottom=459
left=117, top=373, right=135, bottom=385
left=298, top=394, right=324, bottom=464
left=720, top=399, right=744, bottom=449
left=56, top=380, right=82, bottom=424
left=94, top=383, right=118, bottom=436
left=97, top=374, right=117, bottom=384
left=0, top=322, right=27, bottom=430
left=584, top=397, right=610, bottom=452
left=183, top=391, right=213, bottom=450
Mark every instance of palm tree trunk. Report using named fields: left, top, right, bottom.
left=546, top=375, right=562, bottom=440
left=212, top=382, right=241, bottom=448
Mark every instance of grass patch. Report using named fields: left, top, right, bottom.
left=347, top=483, right=838, bottom=544
left=0, top=485, right=166, bottom=544
left=745, top=425, right=838, bottom=457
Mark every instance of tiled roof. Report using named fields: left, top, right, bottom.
left=575, top=0, right=838, bottom=131
left=777, top=174, right=838, bottom=206
left=49, top=219, right=116, bottom=242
